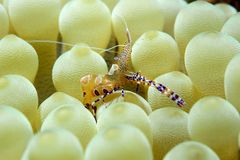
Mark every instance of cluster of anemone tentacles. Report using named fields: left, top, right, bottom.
left=0, top=0, right=240, bottom=160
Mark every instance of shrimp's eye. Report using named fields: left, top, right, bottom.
left=103, top=88, right=109, bottom=94
left=94, top=89, right=100, bottom=96
left=83, top=92, right=86, bottom=98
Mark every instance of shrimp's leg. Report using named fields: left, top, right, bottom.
left=125, top=72, right=186, bottom=107
left=102, top=99, right=108, bottom=108
left=91, top=87, right=121, bottom=106
left=91, top=87, right=122, bottom=119
left=135, top=71, right=142, bottom=93
left=122, top=87, right=125, bottom=101
left=91, top=106, right=97, bottom=122
left=136, top=84, right=140, bottom=93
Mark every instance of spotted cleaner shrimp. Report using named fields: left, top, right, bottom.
left=79, top=14, right=186, bottom=119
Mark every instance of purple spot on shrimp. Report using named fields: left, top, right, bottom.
left=175, top=94, right=179, bottom=99
left=162, top=85, right=166, bottom=90
left=177, top=101, right=182, bottom=107
left=103, top=89, right=109, bottom=94
left=93, top=106, right=97, bottom=113
left=180, top=99, right=184, bottom=105
left=157, top=87, right=162, bottom=92
left=94, top=90, right=100, bottom=96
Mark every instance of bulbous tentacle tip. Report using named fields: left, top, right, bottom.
left=71, top=42, right=91, bottom=56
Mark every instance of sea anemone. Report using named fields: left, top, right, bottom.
left=0, top=0, right=239, bottom=159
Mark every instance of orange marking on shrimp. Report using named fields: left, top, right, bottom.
left=80, top=75, right=91, bottom=86
left=113, top=64, right=119, bottom=70
left=108, top=66, right=115, bottom=75
left=95, top=76, right=102, bottom=84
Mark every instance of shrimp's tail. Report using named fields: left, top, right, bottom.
left=125, top=72, right=186, bottom=107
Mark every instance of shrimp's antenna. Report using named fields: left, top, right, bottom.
left=112, top=12, right=132, bottom=73
left=26, top=40, right=124, bottom=54
left=99, top=44, right=126, bottom=54
left=113, top=12, right=132, bottom=44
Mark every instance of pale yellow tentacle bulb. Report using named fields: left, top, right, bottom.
left=215, top=3, right=237, bottom=20
left=0, top=3, right=8, bottom=39
left=97, top=90, right=152, bottom=118
left=149, top=107, right=190, bottom=160
left=34, top=92, right=82, bottom=132
left=41, top=103, right=97, bottom=151
left=148, top=71, right=201, bottom=113
left=225, top=53, right=240, bottom=114
left=185, top=31, right=240, bottom=98
left=84, top=124, right=153, bottom=160
left=0, top=75, right=38, bottom=131
left=131, top=30, right=179, bottom=80
left=59, top=0, right=111, bottom=56
left=221, top=12, right=240, bottom=43
left=163, top=141, right=220, bottom=160
left=8, top=0, right=61, bottom=103
left=156, top=0, right=187, bottom=37
left=0, top=34, right=38, bottom=83
left=52, top=42, right=108, bottom=102
left=188, top=96, right=240, bottom=160
left=97, top=102, right=152, bottom=145
left=22, top=129, right=84, bottom=160
left=0, top=105, right=33, bottom=160
left=112, top=0, right=164, bottom=72
left=2, top=0, right=16, bottom=35
left=174, top=1, right=226, bottom=65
